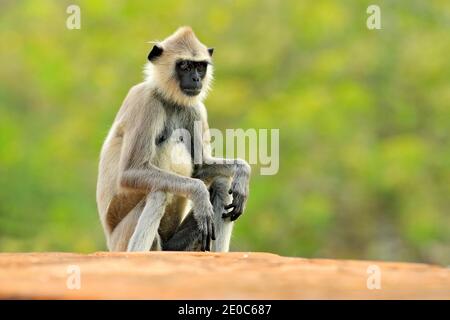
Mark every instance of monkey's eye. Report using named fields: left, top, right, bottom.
left=196, top=62, right=207, bottom=74
left=179, top=61, right=190, bottom=71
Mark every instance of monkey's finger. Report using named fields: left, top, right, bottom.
left=224, top=203, right=235, bottom=210
left=201, top=228, right=207, bottom=252
left=200, top=223, right=206, bottom=251
left=211, top=221, right=216, bottom=241
left=231, top=204, right=244, bottom=221
left=204, top=222, right=211, bottom=252
left=230, top=210, right=242, bottom=221
left=222, top=211, right=232, bottom=219
left=225, top=199, right=238, bottom=212
left=207, top=222, right=212, bottom=251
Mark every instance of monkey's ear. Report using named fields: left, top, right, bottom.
left=208, top=47, right=214, bottom=57
left=148, top=45, right=163, bottom=61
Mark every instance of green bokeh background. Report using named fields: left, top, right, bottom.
left=0, top=0, right=449, bottom=264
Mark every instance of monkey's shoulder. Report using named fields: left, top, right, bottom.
left=117, top=83, right=150, bottom=115
left=115, top=83, right=166, bottom=128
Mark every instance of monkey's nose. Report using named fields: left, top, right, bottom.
left=192, top=77, right=200, bottom=82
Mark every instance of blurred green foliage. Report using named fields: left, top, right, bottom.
left=0, top=0, right=449, bottom=264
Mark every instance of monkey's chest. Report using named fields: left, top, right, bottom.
left=154, top=126, right=194, bottom=177
left=157, top=139, right=192, bottom=176
left=153, top=106, right=200, bottom=177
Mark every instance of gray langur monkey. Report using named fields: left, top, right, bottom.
left=96, top=27, right=251, bottom=252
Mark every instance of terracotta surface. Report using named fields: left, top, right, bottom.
left=0, top=252, right=449, bottom=299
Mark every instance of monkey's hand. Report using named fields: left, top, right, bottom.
left=223, top=164, right=250, bottom=222
left=191, top=181, right=216, bottom=251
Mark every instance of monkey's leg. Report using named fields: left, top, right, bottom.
left=108, top=199, right=162, bottom=252
left=127, top=191, right=167, bottom=252
left=162, top=177, right=233, bottom=252
left=161, top=211, right=202, bottom=251
left=109, top=202, right=142, bottom=251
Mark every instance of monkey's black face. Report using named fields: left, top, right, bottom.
left=175, top=60, right=208, bottom=96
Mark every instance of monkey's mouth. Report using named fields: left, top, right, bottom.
left=181, top=88, right=201, bottom=96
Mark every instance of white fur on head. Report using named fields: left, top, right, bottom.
left=144, top=26, right=214, bottom=107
